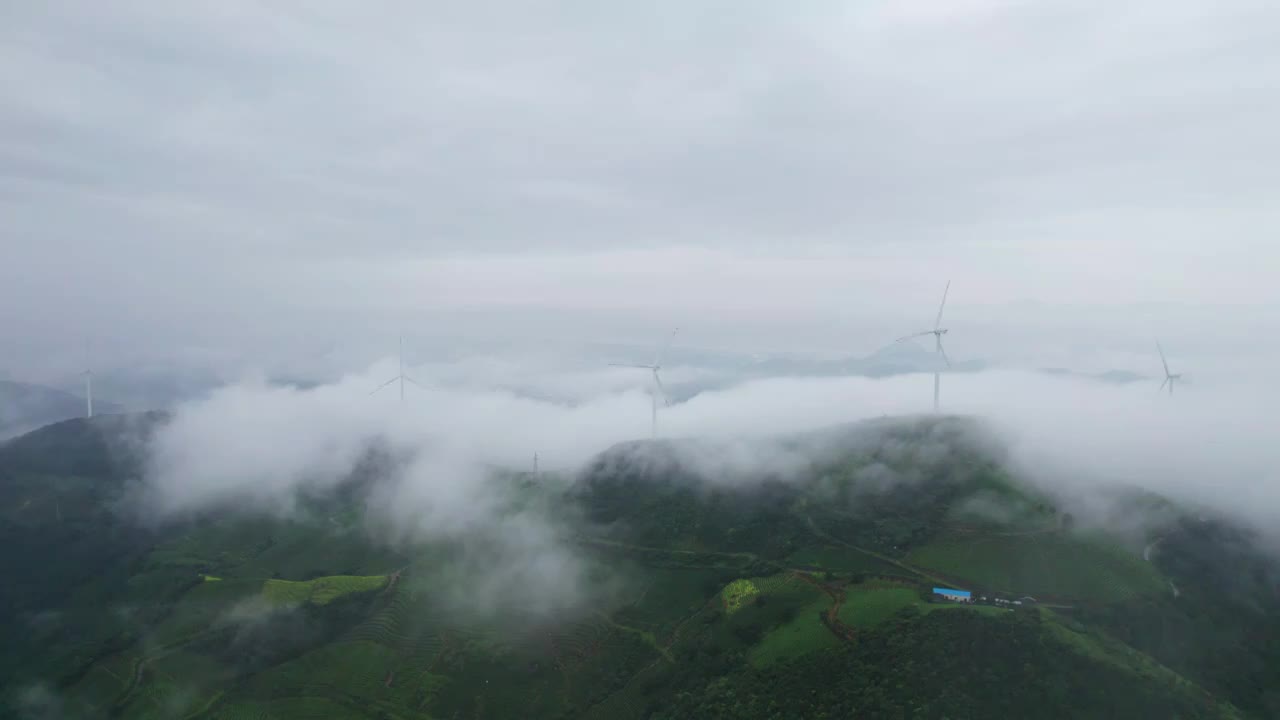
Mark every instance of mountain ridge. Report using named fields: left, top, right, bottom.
left=1, top=414, right=1274, bottom=718
left=0, top=380, right=126, bottom=441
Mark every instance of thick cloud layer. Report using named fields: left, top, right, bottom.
left=132, top=357, right=1279, bottom=616
left=144, top=362, right=1278, bottom=528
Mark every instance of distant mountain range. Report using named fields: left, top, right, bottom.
left=1037, top=368, right=1149, bottom=385
left=743, top=341, right=985, bottom=378
left=2, top=349, right=1152, bottom=441
left=504, top=342, right=1152, bottom=406
left=651, top=341, right=985, bottom=404
left=0, top=380, right=124, bottom=440
left=52, top=366, right=225, bottom=411
left=586, top=339, right=979, bottom=378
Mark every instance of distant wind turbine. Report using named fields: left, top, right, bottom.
left=896, top=281, right=952, bottom=413
left=610, top=328, right=679, bottom=438
left=1156, top=342, right=1183, bottom=396
left=82, top=369, right=93, bottom=418
left=370, top=336, right=422, bottom=401
left=81, top=340, right=94, bottom=418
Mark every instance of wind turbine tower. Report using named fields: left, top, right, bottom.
left=80, top=340, right=94, bottom=418
left=610, top=328, right=679, bottom=438
left=370, top=336, right=422, bottom=400
left=1157, top=342, right=1182, bottom=396
left=896, top=281, right=953, bottom=413
left=83, top=369, right=93, bottom=418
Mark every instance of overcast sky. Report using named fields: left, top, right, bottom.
left=2, top=1, right=1277, bottom=380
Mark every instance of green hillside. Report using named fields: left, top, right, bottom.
left=907, top=530, right=1166, bottom=602
left=2, top=415, right=1275, bottom=718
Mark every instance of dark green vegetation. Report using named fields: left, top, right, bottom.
left=2, top=414, right=1274, bottom=718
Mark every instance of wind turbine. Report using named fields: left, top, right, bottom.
left=370, top=336, right=422, bottom=401
left=1157, top=342, right=1182, bottom=396
left=80, top=340, right=94, bottom=418
left=610, top=328, right=678, bottom=438
left=896, top=281, right=952, bottom=413
left=82, top=369, right=93, bottom=418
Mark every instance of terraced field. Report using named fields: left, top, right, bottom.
left=121, top=650, right=230, bottom=719
left=342, top=584, right=446, bottom=665
left=237, top=640, right=405, bottom=706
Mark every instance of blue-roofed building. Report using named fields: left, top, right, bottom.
left=932, top=587, right=972, bottom=603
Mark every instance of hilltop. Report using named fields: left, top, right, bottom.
left=0, top=380, right=125, bottom=440
left=1, top=414, right=1276, bottom=718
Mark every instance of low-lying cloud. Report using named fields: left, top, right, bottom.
left=145, top=358, right=1278, bottom=519
left=137, top=358, right=1280, bottom=615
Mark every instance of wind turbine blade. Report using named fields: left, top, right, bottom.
left=404, top=375, right=425, bottom=389
left=653, top=370, right=670, bottom=406
left=1157, top=341, right=1171, bottom=377
left=654, top=327, right=680, bottom=367
left=937, top=340, right=952, bottom=369
left=934, top=280, right=951, bottom=330
left=896, top=331, right=934, bottom=343
left=369, top=377, right=399, bottom=395
left=610, top=363, right=657, bottom=369
left=1158, top=377, right=1169, bottom=392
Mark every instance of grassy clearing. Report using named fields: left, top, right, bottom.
left=906, top=532, right=1164, bottom=602
left=262, top=574, right=387, bottom=606
left=838, top=587, right=920, bottom=629
left=749, top=596, right=838, bottom=667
